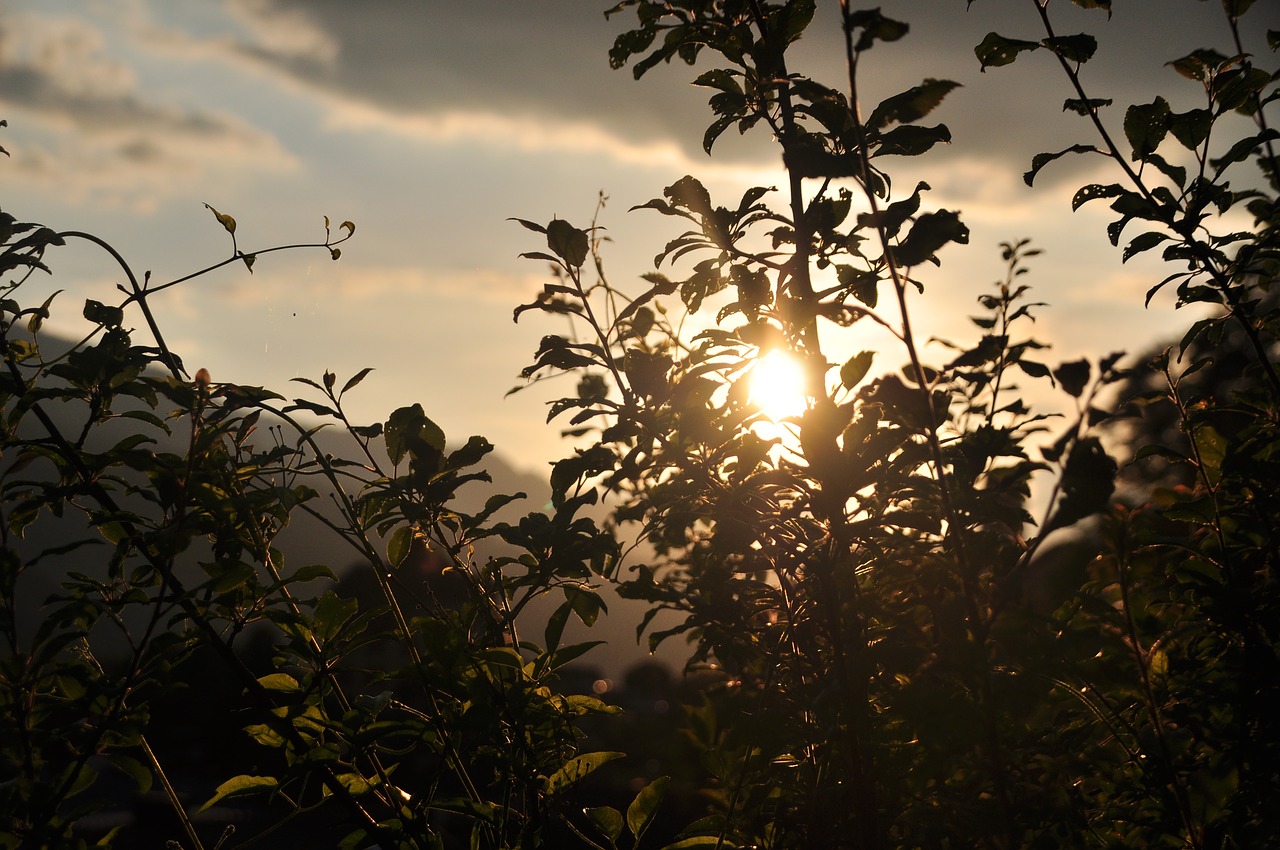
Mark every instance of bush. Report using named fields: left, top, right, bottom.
left=2, top=1, right=1277, bottom=848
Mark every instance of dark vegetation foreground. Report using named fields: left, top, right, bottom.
left=3, top=1, right=1278, bottom=847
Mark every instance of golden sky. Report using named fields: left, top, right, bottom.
left=3, top=0, right=1275, bottom=471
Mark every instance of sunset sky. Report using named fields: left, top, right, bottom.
left=3, top=0, right=1276, bottom=474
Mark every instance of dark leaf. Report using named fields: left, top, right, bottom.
left=867, top=79, right=962, bottom=130
left=974, top=32, right=1041, bottom=71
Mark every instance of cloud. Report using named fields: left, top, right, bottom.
left=0, top=12, right=297, bottom=211
left=214, top=262, right=549, bottom=307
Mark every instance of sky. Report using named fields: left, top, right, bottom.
left=2, top=0, right=1277, bottom=475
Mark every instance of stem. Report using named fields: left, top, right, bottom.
left=142, top=735, right=208, bottom=850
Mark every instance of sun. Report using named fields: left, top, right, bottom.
left=748, top=349, right=809, bottom=422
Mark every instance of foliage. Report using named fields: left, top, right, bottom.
left=507, top=0, right=1279, bottom=848
left=2, top=0, right=1278, bottom=848
left=0, top=198, right=645, bottom=848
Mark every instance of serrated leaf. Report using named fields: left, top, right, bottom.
left=840, top=351, right=875, bottom=389
left=867, top=79, right=961, bottom=130
left=544, top=752, right=624, bottom=797
left=974, top=32, right=1040, bottom=70
left=257, top=673, right=301, bottom=692
left=1124, top=96, right=1171, bottom=159
left=340, top=367, right=374, bottom=396
left=1025, top=144, right=1097, bottom=186
left=547, top=219, right=589, bottom=268
left=1123, top=231, right=1170, bottom=262
left=1042, top=34, right=1097, bottom=64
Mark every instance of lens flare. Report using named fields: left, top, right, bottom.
left=749, top=350, right=809, bottom=422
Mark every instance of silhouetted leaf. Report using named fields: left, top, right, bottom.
left=867, top=79, right=961, bottom=130
left=975, top=32, right=1040, bottom=70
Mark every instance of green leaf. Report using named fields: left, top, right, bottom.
left=108, top=755, right=153, bottom=795
left=257, top=673, right=301, bottom=692
left=627, top=776, right=669, bottom=842
left=203, top=202, right=236, bottom=235
left=586, top=806, right=624, bottom=843
left=544, top=752, right=624, bottom=797
left=867, top=79, right=961, bottom=130
left=387, top=525, right=414, bottom=567
left=840, top=351, right=875, bottom=389
left=974, top=32, right=1040, bottom=71
left=312, top=591, right=358, bottom=643
left=198, top=775, right=277, bottom=812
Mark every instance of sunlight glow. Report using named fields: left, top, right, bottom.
left=749, top=350, right=809, bottom=422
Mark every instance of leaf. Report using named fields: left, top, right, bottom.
left=108, top=755, right=153, bottom=795
left=340, top=367, right=374, bottom=396
left=867, top=79, right=962, bottom=130
left=890, top=209, right=970, bottom=267
left=203, top=203, right=236, bottom=235
left=840, top=351, right=875, bottom=389
left=1123, top=231, right=1170, bottom=263
left=836, top=265, right=879, bottom=308
left=257, top=673, right=301, bottom=692
left=974, top=32, right=1040, bottom=71
left=873, top=123, right=951, bottom=157
left=1053, top=359, right=1091, bottom=398
left=1072, top=183, right=1125, bottom=210
left=627, top=776, right=670, bottom=842
left=586, top=806, right=624, bottom=842
left=1042, top=34, right=1098, bottom=64
left=1048, top=437, right=1117, bottom=530
left=848, top=8, right=909, bottom=51
left=387, top=525, right=414, bottom=567
left=1063, top=97, right=1112, bottom=115
left=1169, top=108, right=1212, bottom=150
left=665, top=175, right=714, bottom=216
left=82, top=299, right=124, bottom=328
left=1123, top=96, right=1171, bottom=159
left=547, top=219, right=589, bottom=268
left=543, top=752, right=624, bottom=797
left=198, top=775, right=278, bottom=812
left=27, top=289, right=62, bottom=333
left=1024, top=144, right=1097, bottom=186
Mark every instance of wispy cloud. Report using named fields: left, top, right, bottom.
left=0, top=13, right=297, bottom=211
